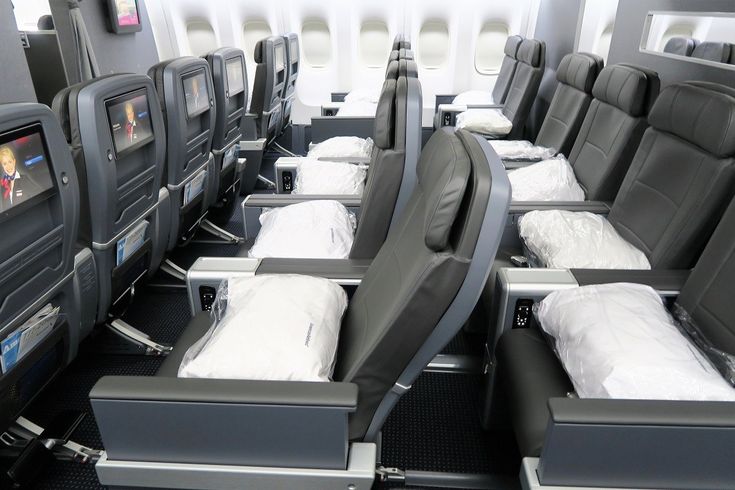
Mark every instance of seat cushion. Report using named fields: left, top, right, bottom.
left=508, top=157, right=585, bottom=202
left=452, top=90, right=495, bottom=106
left=496, top=328, right=573, bottom=457
left=519, top=210, right=651, bottom=269
left=455, top=109, right=513, bottom=138
left=249, top=201, right=357, bottom=259
left=489, top=140, right=556, bottom=161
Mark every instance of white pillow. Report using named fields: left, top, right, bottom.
left=336, top=101, right=377, bottom=117
left=178, top=275, right=348, bottom=382
left=292, top=158, right=367, bottom=196
left=489, top=140, right=556, bottom=161
left=455, top=109, right=513, bottom=137
left=537, top=283, right=735, bottom=401
left=519, top=210, right=651, bottom=269
left=452, top=90, right=495, bottom=106
left=508, top=157, right=585, bottom=202
left=308, top=136, right=374, bottom=160
left=249, top=200, right=357, bottom=259
left=345, top=88, right=381, bottom=104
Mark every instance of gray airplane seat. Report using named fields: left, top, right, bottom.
left=0, top=103, right=83, bottom=431
left=23, top=29, right=69, bottom=108
left=663, top=36, right=697, bottom=57
left=494, top=193, right=735, bottom=490
left=392, top=33, right=410, bottom=50
left=533, top=52, right=603, bottom=157
left=250, top=36, right=287, bottom=144
left=280, top=33, right=300, bottom=132
left=148, top=57, right=216, bottom=251
left=493, top=35, right=524, bottom=105
left=89, top=127, right=511, bottom=489
left=500, top=38, right=546, bottom=140
left=203, top=48, right=248, bottom=225
left=691, top=41, right=732, bottom=63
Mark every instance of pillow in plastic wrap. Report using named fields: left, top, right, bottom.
left=537, top=283, right=735, bottom=401
left=292, top=158, right=367, bottom=196
left=336, top=101, right=377, bottom=117
left=519, top=210, right=651, bottom=269
left=178, top=275, right=347, bottom=382
left=452, top=90, right=495, bottom=106
left=489, top=140, right=557, bottom=161
left=345, top=88, right=381, bottom=104
left=249, top=200, right=357, bottom=259
left=455, top=109, right=513, bottom=137
left=308, top=136, right=375, bottom=160
left=508, top=157, right=585, bottom=202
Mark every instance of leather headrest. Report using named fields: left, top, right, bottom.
left=648, top=82, right=735, bottom=158
left=399, top=48, right=414, bottom=60
left=691, top=42, right=731, bottom=63
left=419, top=128, right=471, bottom=251
left=663, top=37, right=697, bottom=57
left=389, top=50, right=399, bottom=62
left=254, top=40, right=265, bottom=64
left=399, top=60, right=418, bottom=78
left=556, top=52, right=603, bottom=93
left=37, top=14, right=54, bottom=30
left=504, top=35, right=523, bottom=58
left=373, top=79, right=397, bottom=150
left=592, top=64, right=655, bottom=117
left=516, top=39, right=543, bottom=67
left=385, top=60, right=399, bottom=79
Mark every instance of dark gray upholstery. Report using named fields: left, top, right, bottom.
left=608, top=82, right=735, bottom=269
left=691, top=42, right=731, bottom=63
left=392, top=34, right=410, bottom=50
left=535, top=52, right=603, bottom=156
left=37, top=14, right=54, bottom=30
left=281, top=33, right=299, bottom=129
left=250, top=36, right=286, bottom=142
left=568, top=64, right=658, bottom=200
left=501, top=38, right=545, bottom=140
left=492, top=35, right=524, bottom=105
left=663, top=37, right=697, bottom=57
left=337, top=129, right=494, bottom=438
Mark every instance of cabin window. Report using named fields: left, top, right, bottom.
left=301, top=19, right=332, bottom=68
left=475, top=22, right=510, bottom=74
left=242, top=19, right=273, bottom=65
left=360, top=20, right=390, bottom=68
left=186, top=19, right=217, bottom=57
left=418, top=20, right=449, bottom=69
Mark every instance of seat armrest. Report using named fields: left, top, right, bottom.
left=434, top=94, right=457, bottom=112
left=91, top=376, right=358, bottom=470
left=256, top=258, right=372, bottom=285
left=508, top=201, right=612, bottom=215
left=321, top=102, right=344, bottom=116
left=539, top=397, right=735, bottom=489
left=331, top=92, right=348, bottom=103
left=504, top=160, right=543, bottom=170
left=243, top=194, right=362, bottom=208
left=311, top=116, right=375, bottom=143
left=570, top=268, right=690, bottom=294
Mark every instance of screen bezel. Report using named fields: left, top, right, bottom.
left=182, top=69, right=211, bottom=119
left=105, top=87, right=156, bottom=159
left=226, top=57, right=245, bottom=96
left=106, top=0, right=143, bottom=34
left=0, top=123, right=58, bottom=224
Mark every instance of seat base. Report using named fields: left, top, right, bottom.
left=95, top=443, right=377, bottom=490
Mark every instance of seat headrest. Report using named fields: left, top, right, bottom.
left=399, top=59, right=418, bottom=78
left=373, top=79, right=397, bottom=150
left=37, top=14, right=54, bottom=30
left=389, top=50, right=399, bottom=62
left=419, top=128, right=472, bottom=251
left=591, top=64, right=656, bottom=117
left=254, top=40, right=265, bottom=64
left=691, top=42, right=731, bottom=63
left=516, top=39, right=543, bottom=67
left=386, top=60, right=399, bottom=79
left=556, top=52, right=603, bottom=93
left=504, top=35, right=524, bottom=58
left=648, top=82, right=735, bottom=158
left=663, top=37, right=697, bottom=57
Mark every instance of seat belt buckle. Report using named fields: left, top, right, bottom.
left=510, top=255, right=529, bottom=268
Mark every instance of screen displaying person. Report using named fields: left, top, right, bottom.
left=106, top=91, right=155, bottom=156
left=184, top=73, right=209, bottom=117
left=124, top=101, right=139, bottom=144
left=0, top=146, right=43, bottom=213
left=116, top=0, right=140, bottom=26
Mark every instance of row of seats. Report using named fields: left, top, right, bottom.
left=664, top=37, right=734, bottom=64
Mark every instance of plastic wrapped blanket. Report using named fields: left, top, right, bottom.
left=536, top=283, right=735, bottom=401
left=336, top=101, right=377, bottom=117
left=307, top=136, right=374, bottom=160
left=249, top=200, right=357, bottom=259
left=452, top=90, right=495, bottom=106
left=519, top=210, right=651, bottom=269
left=489, top=140, right=557, bottom=161
left=345, top=88, right=381, bottom=104
left=455, top=109, right=513, bottom=137
left=178, top=275, right=348, bottom=382
left=508, top=157, right=585, bottom=202
left=292, top=158, right=367, bottom=196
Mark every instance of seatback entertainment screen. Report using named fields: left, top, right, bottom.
left=106, top=0, right=142, bottom=34
left=183, top=70, right=210, bottom=118
left=0, top=125, right=55, bottom=215
left=106, top=89, right=155, bottom=157
left=226, top=58, right=245, bottom=96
